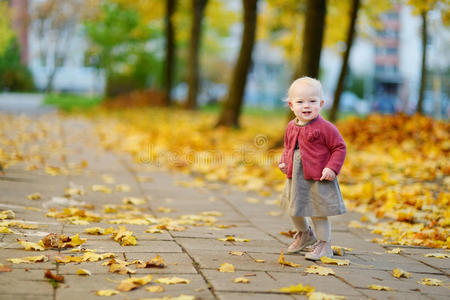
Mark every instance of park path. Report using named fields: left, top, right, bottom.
left=0, top=106, right=448, bottom=300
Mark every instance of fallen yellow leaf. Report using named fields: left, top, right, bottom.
left=17, top=239, right=44, bottom=251
left=424, top=253, right=449, bottom=259
left=96, top=290, right=119, bottom=296
left=117, top=274, right=153, bottom=291
left=218, top=236, right=249, bottom=242
left=158, top=206, right=173, bottom=213
left=0, top=226, right=12, bottom=234
left=122, top=197, right=146, bottom=205
left=386, top=248, right=402, bottom=254
left=27, top=193, right=41, bottom=200
left=254, top=259, right=265, bottom=263
left=116, top=184, right=131, bottom=192
left=200, top=211, right=223, bottom=216
left=85, top=227, right=114, bottom=235
left=155, top=277, right=190, bottom=285
left=101, top=174, right=115, bottom=183
left=245, top=197, right=260, bottom=204
left=305, top=265, right=335, bottom=276
left=417, top=278, right=443, bottom=286
left=278, top=252, right=300, bottom=267
left=8, top=255, right=48, bottom=264
left=145, top=285, right=165, bottom=292
left=368, top=284, right=393, bottom=291
left=392, top=268, right=411, bottom=278
left=112, top=226, right=137, bottom=246
left=76, top=269, right=91, bottom=276
left=0, top=210, right=15, bottom=220
left=218, top=263, right=235, bottom=272
left=278, top=283, right=315, bottom=294
left=229, top=251, right=244, bottom=256
left=331, top=246, right=353, bottom=256
left=136, top=255, right=166, bottom=268
left=308, top=292, right=346, bottom=300
left=232, top=277, right=250, bottom=283
left=91, top=184, right=112, bottom=194
left=320, top=257, right=350, bottom=266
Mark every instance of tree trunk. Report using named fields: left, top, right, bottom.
left=164, top=0, right=177, bottom=106
left=286, top=0, right=327, bottom=122
left=185, top=0, right=208, bottom=110
left=329, top=0, right=360, bottom=123
left=215, top=0, right=258, bottom=128
left=417, top=10, right=427, bottom=114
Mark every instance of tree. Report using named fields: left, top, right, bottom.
left=286, top=0, right=327, bottom=121
left=185, top=0, right=208, bottom=109
left=216, top=0, right=258, bottom=128
left=164, top=0, right=177, bottom=106
left=0, top=2, right=14, bottom=56
left=328, top=0, right=361, bottom=122
left=406, top=0, right=446, bottom=114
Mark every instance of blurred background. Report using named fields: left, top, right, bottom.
left=0, top=0, right=448, bottom=122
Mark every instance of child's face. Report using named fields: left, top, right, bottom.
left=288, top=83, right=324, bottom=123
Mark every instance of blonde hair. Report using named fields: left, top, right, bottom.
left=283, top=76, right=323, bottom=102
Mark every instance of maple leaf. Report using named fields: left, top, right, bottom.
left=308, top=292, right=346, bottom=300
left=8, top=255, right=48, bottom=264
left=109, top=263, right=136, bottom=274
left=232, top=277, right=250, bottom=283
left=95, top=290, right=119, bottom=296
left=278, top=283, right=315, bottom=294
left=155, top=277, right=190, bottom=284
left=112, top=226, right=137, bottom=246
left=392, top=268, right=411, bottom=278
left=305, top=265, right=335, bottom=276
left=116, top=274, right=153, bottom=291
left=17, top=239, right=44, bottom=251
left=218, top=263, right=235, bottom=272
left=320, top=257, right=350, bottom=266
left=145, top=285, right=165, bottom=292
left=368, top=284, right=393, bottom=291
left=417, top=278, right=442, bottom=286
left=76, top=269, right=91, bottom=276
left=278, top=251, right=300, bottom=267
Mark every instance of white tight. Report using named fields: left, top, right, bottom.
left=290, top=216, right=330, bottom=243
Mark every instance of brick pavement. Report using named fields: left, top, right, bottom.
left=0, top=114, right=448, bottom=300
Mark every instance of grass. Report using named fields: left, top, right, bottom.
left=43, top=93, right=102, bottom=112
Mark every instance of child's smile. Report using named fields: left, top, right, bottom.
left=288, top=83, right=324, bottom=123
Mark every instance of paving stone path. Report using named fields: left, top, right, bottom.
left=0, top=112, right=448, bottom=300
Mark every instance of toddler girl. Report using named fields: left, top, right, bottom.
left=279, top=76, right=346, bottom=260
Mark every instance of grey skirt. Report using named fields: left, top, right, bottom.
left=280, top=149, right=346, bottom=217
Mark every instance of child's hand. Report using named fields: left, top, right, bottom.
left=279, top=162, right=287, bottom=174
left=320, top=168, right=336, bottom=181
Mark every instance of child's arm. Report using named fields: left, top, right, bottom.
left=323, top=125, right=346, bottom=176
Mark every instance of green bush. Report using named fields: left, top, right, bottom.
left=0, top=38, right=35, bottom=91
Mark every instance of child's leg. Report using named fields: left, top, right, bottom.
left=311, top=216, right=330, bottom=243
left=290, top=216, right=309, bottom=232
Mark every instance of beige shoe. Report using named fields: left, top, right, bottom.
left=305, top=240, right=333, bottom=261
left=286, top=227, right=317, bottom=253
